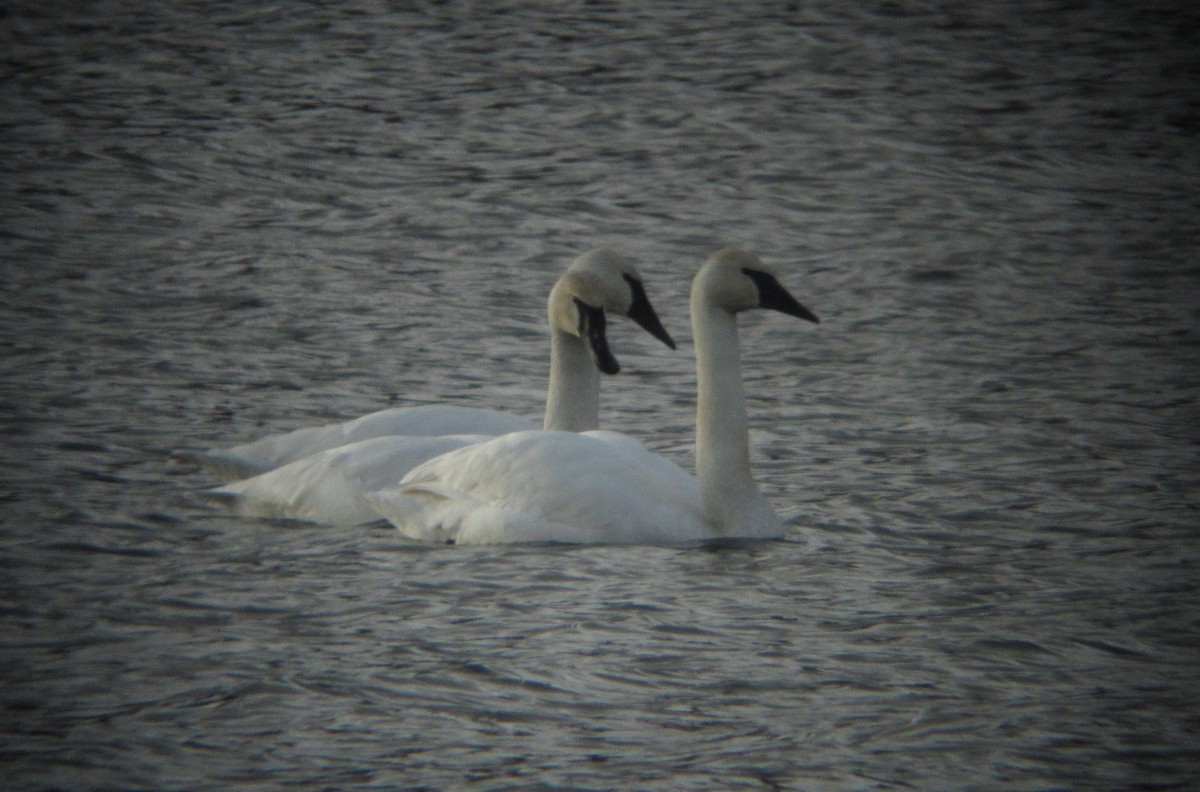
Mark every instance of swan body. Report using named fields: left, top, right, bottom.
left=368, top=248, right=819, bottom=545
left=366, top=430, right=705, bottom=543
left=185, top=248, right=674, bottom=482
left=198, top=249, right=675, bottom=524
left=206, top=434, right=488, bottom=525
left=193, top=407, right=534, bottom=482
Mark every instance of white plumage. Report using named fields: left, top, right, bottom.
left=197, top=248, right=674, bottom=525
left=205, top=434, right=488, bottom=525
left=367, top=248, right=819, bottom=544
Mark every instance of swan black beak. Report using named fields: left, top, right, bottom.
left=575, top=298, right=621, bottom=375
left=743, top=268, right=820, bottom=324
left=623, top=274, right=676, bottom=349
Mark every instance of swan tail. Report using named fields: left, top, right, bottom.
left=205, top=481, right=386, bottom=527
left=202, top=477, right=319, bottom=523
left=172, top=448, right=271, bottom=482
left=202, top=484, right=285, bottom=521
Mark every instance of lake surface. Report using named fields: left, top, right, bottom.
left=2, top=1, right=1198, bottom=789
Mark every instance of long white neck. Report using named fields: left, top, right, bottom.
left=543, top=326, right=600, bottom=431
left=691, top=299, right=779, bottom=536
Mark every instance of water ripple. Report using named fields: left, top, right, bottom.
left=2, top=1, right=1198, bottom=790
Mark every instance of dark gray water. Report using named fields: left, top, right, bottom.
left=3, top=1, right=1199, bottom=789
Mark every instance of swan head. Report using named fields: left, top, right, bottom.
left=693, top=248, right=820, bottom=323
left=548, top=269, right=623, bottom=375
left=568, top=248, right=676, bottom=350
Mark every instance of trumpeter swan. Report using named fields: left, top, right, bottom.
left=183, top=248, right=674, bottom=482
left=366, top=248, right=818, bottom=544
left=203, top=251, right=675, bottom=524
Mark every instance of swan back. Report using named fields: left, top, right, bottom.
left=191, top=405, right=537, bottom=480
left=208, top=433, right=489, bottom=526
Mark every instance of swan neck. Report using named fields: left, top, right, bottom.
left=692, top=300, right=772, bottom=534
left=544, top=326, right=601, bottom=431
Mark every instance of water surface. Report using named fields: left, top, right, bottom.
left=2, top=1, right=1198, bottom=789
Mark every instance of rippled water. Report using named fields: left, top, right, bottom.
left=3, top=1, right=1199, bottom=789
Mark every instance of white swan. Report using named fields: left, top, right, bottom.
left=205, top=434, right=488, bottom=525
left=202, top=250, right=676, bottom=525
left=184, top=248, right=675, bottom=482
left=366, top=248, right=819, bottom=544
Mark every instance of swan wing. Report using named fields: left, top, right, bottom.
left=369, top=430, right=710, bottom=544
left=207, top=434, right=489, bottom=526
left=188, top=405, right=537, bottom=480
